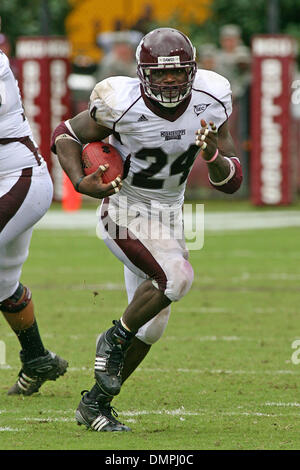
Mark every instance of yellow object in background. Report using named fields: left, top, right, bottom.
left=66, top=0, right=212, bottom=65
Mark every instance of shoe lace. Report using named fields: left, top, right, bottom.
left=100, top=403, right=120, bottom=424
left=109, top=405, right=119, bottom=419
left=80, top=390, right=122, bottom=425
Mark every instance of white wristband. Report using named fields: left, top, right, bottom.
left=208, top=157, right=237, bottom=186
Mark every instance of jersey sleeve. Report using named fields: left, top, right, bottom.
left=88, top=78, right=121, bottom=129
left=209, top=74, right=232, bottom=129
left=195, top=70, right=233, bottom=129
left=0, top=52, right=10, bottom=110
left=0, top=51, right=10, bottom=79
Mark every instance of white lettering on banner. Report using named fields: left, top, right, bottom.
left=260, top=59, right=283, bottom=204
left=16, top=40, right=70, bottom=59
left=253, top=38, right=296, bottom=57
left=50, top=60, right=68, bottom=133
left=22, top=60, right=41, bottom=146
left=50, top=59, right=68, bottom=199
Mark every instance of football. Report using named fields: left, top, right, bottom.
left=81, top=141, right=124, bottom=183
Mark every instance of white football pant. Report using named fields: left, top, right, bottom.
left=0, top=162, right=53, bottom=301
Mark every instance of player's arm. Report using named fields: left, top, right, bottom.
left=52, top=110, right=122, bottom=199
left=195, top=119, right=243, bottom=194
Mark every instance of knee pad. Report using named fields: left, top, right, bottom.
left=164, top=258, right=194, bottom=302
left=136, top=306, right=171, bottom=345
left=0, top=283, right=32, bottom=313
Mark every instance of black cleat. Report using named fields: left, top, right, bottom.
left=94, top=322, right=133, bottom=396
left=7, top=350, right=68, bottom=396
left=75, top=391, right=131, bottom=432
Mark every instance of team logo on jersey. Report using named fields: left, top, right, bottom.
left=138, top=114, right=148, bottom=122
left=161, top=130, right=186, bottom=141
left=193, top=103, right=210, bottom=116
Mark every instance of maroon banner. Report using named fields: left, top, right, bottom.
left=250, top=35, right=298, bottom=205
left=16, top=37, right=71, bottom=177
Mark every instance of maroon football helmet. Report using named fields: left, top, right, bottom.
left=136, top=28, right=197, bottom=107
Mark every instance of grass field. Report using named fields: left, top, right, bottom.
left=0, top=201, right=300, bottom=451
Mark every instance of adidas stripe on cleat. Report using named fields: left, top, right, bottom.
left=94, top=331, right=124, bottom=396
left=7, top=350, right=68, bottom=396
left=75, top=390, right=131, bottom=432
left=91, top=415, right=110, bottom=431
left=15, top=372, right=37, bottom=393
left=94, top=356, right=107, bottom=372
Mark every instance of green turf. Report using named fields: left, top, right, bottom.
left=0, top=220, right=300, bottom=450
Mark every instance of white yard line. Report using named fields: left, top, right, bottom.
left=45, top=366, right=300, bottom=375
left=6, top=408, right=300, bottom=424
left=264, top=402, right=300, bottom=407
left=1, top=403, right=300, bottom=431
left=35, top=209, right=300, bottom=232
left=0, top=427, right=24, bottom=432
left=1, top=365, right=297, bottom=375
left=232, top=273, right=300, bottom=281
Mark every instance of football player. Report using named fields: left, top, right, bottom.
left=52, top=28, right=243, bottom=431
left=0, top=49, right=68, bottom=394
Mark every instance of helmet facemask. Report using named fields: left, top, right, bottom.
left=137, top=61, right=197, bottom=108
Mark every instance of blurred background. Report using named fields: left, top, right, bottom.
left=1, top=0, right=299, bottom=208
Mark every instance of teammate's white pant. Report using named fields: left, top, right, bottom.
left=0, top=162, right=53, bottom=301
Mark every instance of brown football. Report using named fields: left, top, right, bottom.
left=81, top=142, right=124, bottom=183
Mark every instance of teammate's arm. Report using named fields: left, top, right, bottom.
left=52, top=110, right=122, bottom=198
left=195, top=119, right=243, bottom=194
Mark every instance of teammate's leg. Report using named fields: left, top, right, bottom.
left=0, top=167, right=68, bottom=395
left=0, top=229, right=68, bottom=395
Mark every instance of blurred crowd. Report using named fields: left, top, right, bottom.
left=0, top=18, right=252, bottom=103
left=93, top=23, right=252, bottom=102
left=198, top=24, right=252, bottom=100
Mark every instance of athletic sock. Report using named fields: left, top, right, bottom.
left=107, top=319, right=135, bottom=348
left=86, top=383, right=112, bottom=404
left=14, top=320, right=46, bottom=362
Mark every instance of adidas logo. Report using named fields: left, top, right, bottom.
left=138, top=114, right=148, bottom=122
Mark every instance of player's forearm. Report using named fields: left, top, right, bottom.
left=206, top=153, right=231, bottom=183
left=51, top=119, right=85, bottom=188
left=56, top=140, right=84, bottom=187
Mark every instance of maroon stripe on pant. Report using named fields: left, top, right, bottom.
left=0, top=167, right=32, bottom=233
left=101, top=197, right=167, bottom=292
left=0, top=136, right=41, bottom=165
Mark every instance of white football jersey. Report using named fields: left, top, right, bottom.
left=0, top=51, right=43, bottom=175
left=89, top=69, right=232, bottom=207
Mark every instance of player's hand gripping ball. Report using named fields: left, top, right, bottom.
left=81, top=142, right=124, bottom=183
